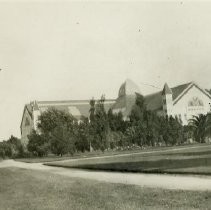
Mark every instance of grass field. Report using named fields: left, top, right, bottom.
left=15, top=145, right=185, bottom=163
left=17, top=143, right=209, bottom=163
left=46, top=144, right=211, bottom=175
left=0, top=167, right=210, bottom=210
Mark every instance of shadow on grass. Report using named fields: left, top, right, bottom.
left=58, top=156, right=211, bottom=175
left=162, top=150, right=211, bottom=157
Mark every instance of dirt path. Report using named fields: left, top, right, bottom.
left=1, top=159, right=211, bottom=191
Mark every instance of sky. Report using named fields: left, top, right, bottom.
left=1, top=1, right=211, bottom=140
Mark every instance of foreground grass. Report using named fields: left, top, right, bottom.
left=17, top=143, right=209, bottom=163
left=0, top=167, right=210, bottom=210
left=46, top=144, right=211, bottom=175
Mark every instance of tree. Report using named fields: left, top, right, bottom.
left=188, top=114, right=208, bottom=143
left=36, top=108, right=77, bottom=156
left=129, top=93, right=146, bottom=123
left=125, top=123, right=147, bottom=147
left=106, top=130, right=125, bottom=149
left=0, top=143, right=6, bottom=159
left=129, top=93, right=161, bottom=147
left=91, top=95, right=109, bottom=151
left=89, top=98, right=96, bottom=122
left=75, top=117, right=90, bottom=152
left=37, top=107, right=76, bottom=135
left=0, top=141, right=12, bottom=158
left=143, top=110, right=160, bottom=146
left=157, top=115, right=184, bottom=146
left=50, top=124, right=76, bottom=156
left=168, top=116, right=184, bottom=145
left=107, top=109, right=126, bottom=132
left=7, top=135, right=24, bottom=158
left=27, top=130, right=49, bottom=157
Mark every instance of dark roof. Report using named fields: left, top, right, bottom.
left=25, top=104, right=33, bottom=117
left=112, top=95, right=137, bottom=117
left=25, top=99, right=115, bottom=120
left=145, top=91, right=163, bottom=111
left=112, top=82, right=193, bottom=114
left=171, top=82, right=192, bottom=100
left=146, top=82, right=192, bottom=111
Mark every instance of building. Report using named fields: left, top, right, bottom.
left=20, top=79, right=211, bottom=144
left=20, top=99, right=115, bottom=145
left=112, top=79, right=211, bottom=124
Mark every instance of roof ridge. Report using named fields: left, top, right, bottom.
left=36, top=99, right=116, bottom=104
left=170, top=82, right=192, bottom=90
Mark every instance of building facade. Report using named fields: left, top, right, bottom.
left=21, top=79, right=211, bottom=144
left=112, top=79, right=211, bottom=125
left=20, top=99, right=115, bottom=145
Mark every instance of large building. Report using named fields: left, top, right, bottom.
left=20, top=79, right=211, bottom=144
left=111, top=79, right=211, bottom=123
left=20, top=99, right=115, bottom=145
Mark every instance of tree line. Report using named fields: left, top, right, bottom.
left=1, top=93, right=211, bottom=159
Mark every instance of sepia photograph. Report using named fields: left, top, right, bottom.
left=0, top=0, right=211, bottom=209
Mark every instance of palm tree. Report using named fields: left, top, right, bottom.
left=188, top=114, right=208, bottom=143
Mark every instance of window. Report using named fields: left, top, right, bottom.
left=188, top=97, right=204, bottom=107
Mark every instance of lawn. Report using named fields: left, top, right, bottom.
left=46, top=144, right=211, bottom=175
left=0, top=167, right=210, bottom=210
left=17, top=143, right=209, bottom=163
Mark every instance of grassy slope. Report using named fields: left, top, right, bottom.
left=17, top=143, right=209, bottom=163
left=46, top=144, right=211, bottom=175
left=0, top=167, right=211, bottom=210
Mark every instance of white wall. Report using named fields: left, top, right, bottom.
left=172, top=85, right=211, bottom=125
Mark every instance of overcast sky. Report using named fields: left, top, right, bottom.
left=1, top=1, right=211, bottom=140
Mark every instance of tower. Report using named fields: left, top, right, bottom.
left=112, top=79, right=141, bottom=120
left=31, top=101, right=41, bottom=132
left=162, top=83, right=173, bottom=116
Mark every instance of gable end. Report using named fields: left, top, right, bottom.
left=173, top=83, right=211, bottom=105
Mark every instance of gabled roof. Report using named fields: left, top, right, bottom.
left=118, top=79, right=141, bottom=97
left=112, top=82, right=194, bottom=114
left=173, top=82, right=211, bottom=105
left=145, top=82, right=211, bottom=111
left=25, top=104, right=33, bottom=117
left=171, top=82, right=192, bottom=100
left=20, top=104, right=33, bottom=129
left=145, top=82, right=191, bottom=111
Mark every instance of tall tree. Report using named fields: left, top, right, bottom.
left=75, top=117, right=90, bottom=152
left=27, top=130, right=49, bottom=157
left=93, top=95, right=109, bottom=151
left=89, top=98, right=96, bottom=123
left=37, top=107, right=75, bottom=135
left=188, top=114, right=208, bottom=143
left=36, top=108, right=77, bottom=155
left=129, top=93, right=146, bottom=124
left=107, top=109, right=126, bottom=132
left=50, top=124, right=76, bottom=156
